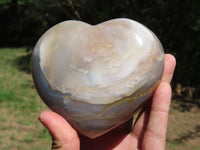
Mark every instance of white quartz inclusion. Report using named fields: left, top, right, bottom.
left=38, top=19, right=164, bottom=104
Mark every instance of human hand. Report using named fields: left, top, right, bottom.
left=38, top=54, right=176, bottom=150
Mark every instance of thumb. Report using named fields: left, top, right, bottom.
left=38, top=111, right=80, bottom=150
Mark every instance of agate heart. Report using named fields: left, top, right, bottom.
left=31, top=18, right=164, bottom=138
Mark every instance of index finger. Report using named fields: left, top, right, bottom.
left=161, top=54, right=176, bottom=83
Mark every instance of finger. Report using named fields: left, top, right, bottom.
left=162, top=54, right=176, bottom=83
left=142, top=82, right=171, bottom=150
left=38, top=111, right=80, bottom=150
left=130, top=102, right=150, bottom=145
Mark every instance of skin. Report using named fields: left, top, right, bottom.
left=38, top=54, right=176, bottom=150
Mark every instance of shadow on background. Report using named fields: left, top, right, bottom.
left=172, top=96, right=200, bottom=112
left=13, top=48, right=32, bottom=73
left=174, top=125, right=200, bottom=144
left=167, top=125, right=200, bottom=146
left=172, top=84, right=200, bottom=112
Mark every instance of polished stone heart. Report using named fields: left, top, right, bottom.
left=31, top=18, right=164, bottom=138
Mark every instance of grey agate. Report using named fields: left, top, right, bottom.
left=31, top=18, right=164, bottom=138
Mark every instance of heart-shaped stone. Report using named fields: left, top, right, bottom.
left=31, top=18, right=164, bottom=138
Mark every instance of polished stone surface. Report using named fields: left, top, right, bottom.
left=31, top=18, right=164, bottom=138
